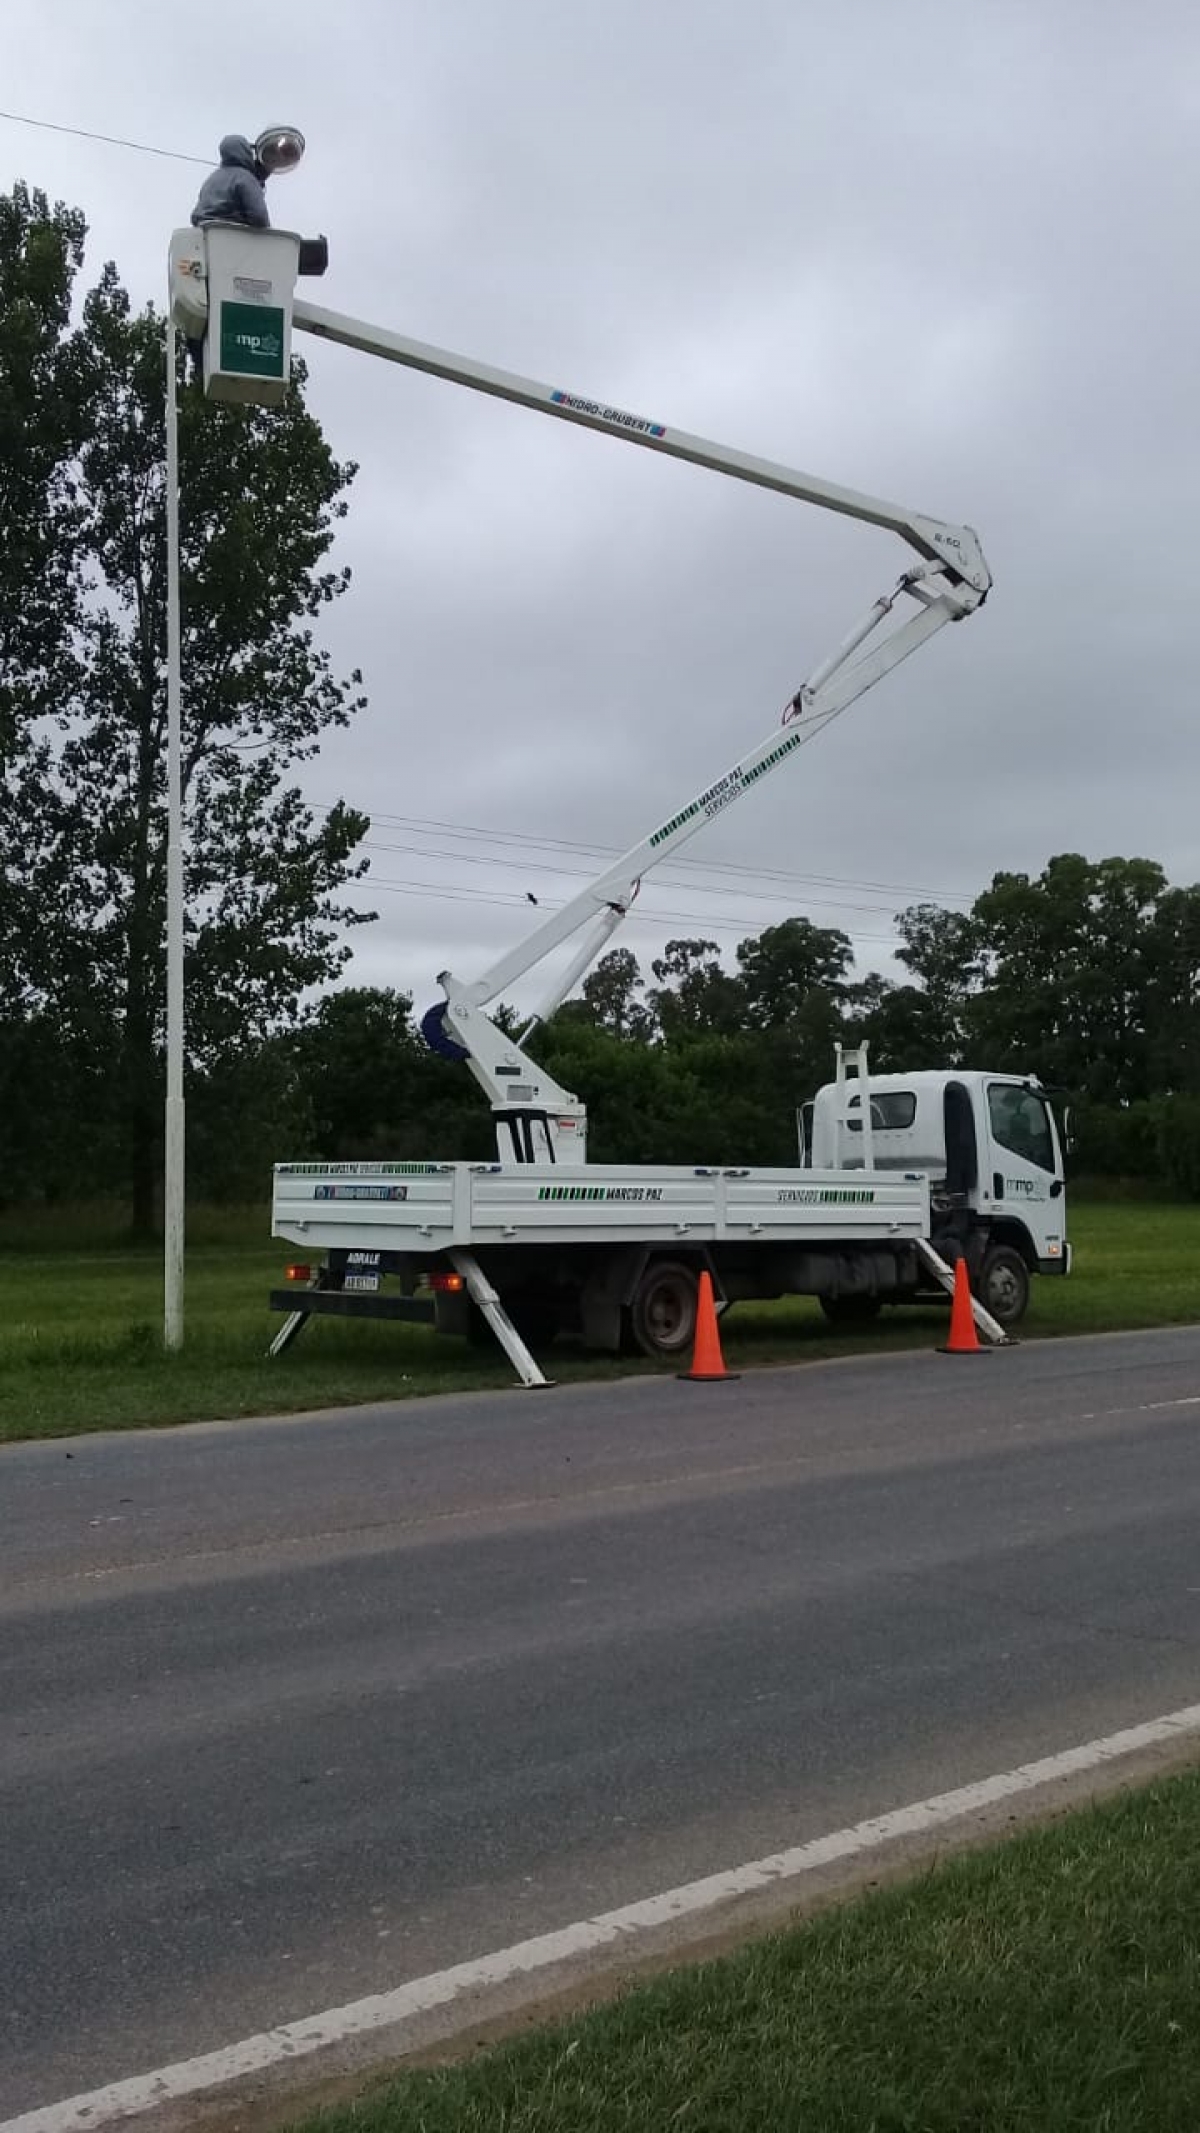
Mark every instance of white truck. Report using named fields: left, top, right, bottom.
left=270, top=1051, right=1071, bottom=1382
left=801, top=1061, right=1071, bottom=1325
left=174, top=240, right=1070, bottom=1380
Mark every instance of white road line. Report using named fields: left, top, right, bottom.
left=9, top=1700, right=1200, bottom=2133
left=1079, top=1395, right=1200, bottom=1421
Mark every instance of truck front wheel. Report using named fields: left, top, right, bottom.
left=978, top=1244, right=1030, bottom=1327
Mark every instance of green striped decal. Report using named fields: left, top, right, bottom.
left=739, top=727, right=808, bottom=787
left=649, top=801, right=703, bottom=849
left=277, top=1161, right=447, bottom=1177
left=648, top=730, right=807, bottom=848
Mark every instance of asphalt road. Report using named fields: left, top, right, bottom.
left=5, top=1326, right=1200, bottom=2116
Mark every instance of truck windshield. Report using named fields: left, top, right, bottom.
left=987, top=1085, right=1056, bottom=1173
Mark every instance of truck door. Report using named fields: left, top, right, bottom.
left=985, top=1083, right=1068, bottom=1267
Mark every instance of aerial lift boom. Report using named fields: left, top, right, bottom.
left=287, top=296, right=991, bottom=1165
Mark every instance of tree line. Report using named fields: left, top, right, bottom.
left=3, top=182, right=1198, bottom=1223
left=179, top=856, right=1196, bottom=1207
left=14, top=855, right=1187, bottom=1212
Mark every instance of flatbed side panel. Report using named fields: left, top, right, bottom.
left=722, top=1171, right=928, bottom=1240
left=272, top=1164, right=459, bottom=1250
left=271, top=1162, right=931, bottom=1254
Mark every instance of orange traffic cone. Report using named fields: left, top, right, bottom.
left=679, top=1270, right=739, bottom=1381
left=939, top=1256, right=985, bottom=1355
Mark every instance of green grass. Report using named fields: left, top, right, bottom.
left=296, top=1766, right=1200, bottom=2132
left=0, top=1201, right=1195, bottom=1444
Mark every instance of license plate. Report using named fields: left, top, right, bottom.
left=344, top=1272, right=380, bottom=1294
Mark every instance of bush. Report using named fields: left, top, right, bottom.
left=1070, top=1101, right=1159, bottom=1183
left=1156, top=1095, right=1200, bottom=1201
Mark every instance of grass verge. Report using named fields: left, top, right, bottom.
left=0, top=1200, right=1195, bottom=1444
left=298, top=1765, right=1200, bottom=2133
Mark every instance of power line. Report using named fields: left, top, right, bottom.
left=358, top=807, right=965, bottom=901
left=0, top=108, right=209, bottom=167
left=355, top=833, right=928, bottom=918
left=347, top=874, right=903, bottom=948
left=311, top=803, right=968, bottom=910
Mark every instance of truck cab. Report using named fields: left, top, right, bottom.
left=802, top=1066, right=1071, bottom=1327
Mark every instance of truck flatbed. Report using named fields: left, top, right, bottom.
left=269, top=1158, right=965, bottom=1386
left=272, top=1159, right=932, bottom=1255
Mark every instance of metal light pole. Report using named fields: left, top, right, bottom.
left=164, top=310, right=185, bottom=1350
left=162, top=125, right=308, bottom=1350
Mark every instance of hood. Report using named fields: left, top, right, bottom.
left=218, top=135, right=257, bottom=171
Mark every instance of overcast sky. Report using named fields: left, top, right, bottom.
left=7, top=1, right=1198, bottom=1016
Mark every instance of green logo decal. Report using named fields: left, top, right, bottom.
left=219, top=301, right=286, bottom=378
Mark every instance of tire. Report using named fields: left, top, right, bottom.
left=977, top=1244, right=1030, bottom=1327
left=818, top=1294, right=883, bottom=1327
left=627, top=1259, right=701, bottom=1361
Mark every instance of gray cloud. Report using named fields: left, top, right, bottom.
left=9, top=0, right=1199, bottom=1018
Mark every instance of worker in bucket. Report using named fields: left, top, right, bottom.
left=185, top=137, right=271, bottom=383
left=191, top=135, right=271, bottom=233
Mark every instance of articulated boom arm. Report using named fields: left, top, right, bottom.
left=291, top=298, right=991, bottom=1166
left=466, top=569, right=964, bottom=1023
left=294, top=298, right=990, bottom=598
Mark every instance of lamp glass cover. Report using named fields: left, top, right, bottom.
left=255, top=126, right=306, bottom=176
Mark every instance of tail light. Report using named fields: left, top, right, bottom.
left=430, top=1271, right=465, bottom=1293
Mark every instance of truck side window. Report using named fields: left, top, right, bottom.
left=988, top=1085, right=1055, bottom=1173
left=846, top=1092, right=916, bottom=1131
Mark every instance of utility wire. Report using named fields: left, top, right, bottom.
left=310, top=803, right=967, bottom=910
left=353, top=804, right=960, bottom=898
left=0, top=108, right=210, bottom=166
left=356, top=835, right=936, bottom=919
left=347, top=874, right=903, bottom=948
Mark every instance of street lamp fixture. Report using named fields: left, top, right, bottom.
left=255, top=125, right=306, bottom=177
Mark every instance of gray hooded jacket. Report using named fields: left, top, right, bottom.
left=191, top=136, right=269, bottom=230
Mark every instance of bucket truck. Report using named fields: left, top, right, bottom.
left=167, top=218, right=1069, bottom=1383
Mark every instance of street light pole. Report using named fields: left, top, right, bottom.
left=162, top=125, right=307, bottom=1350
left=164, top=310, right=185, bottom=1351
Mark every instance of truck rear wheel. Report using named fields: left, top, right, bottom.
left=627, top=1259, right=699, bottom=1361
left=977, top=1244, right=1030, bottom=1327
